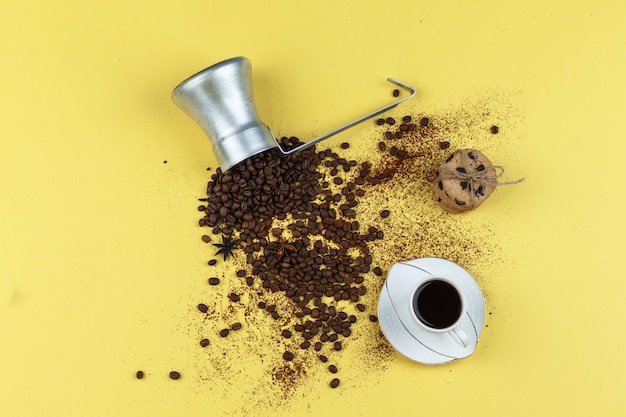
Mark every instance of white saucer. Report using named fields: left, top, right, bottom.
left=377, top=257, right=486, bottom=365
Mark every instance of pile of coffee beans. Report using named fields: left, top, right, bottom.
left=197, top=136, right=389, bottom=387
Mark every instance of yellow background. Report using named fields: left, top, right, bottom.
left=1, top=1, right=625, bottom=416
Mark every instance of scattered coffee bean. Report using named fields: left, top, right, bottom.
left=380, top=209, right=390, bottom=218
left=319, top=355, right=328, bottom=363
left=201, top=235, right=211, bottom=243
left=402, top=115, right=412, bottom=123
left=376, top=118, right=385, bottom=125
left=283, top=351, right=294, bottom=361
left=208, top=259, right=217, bottom=266
left=257, top=301, right=266, bottom=309
left=236, top=269, right=246, bottom=277
left=341, top=142, right=350, bottom=149
left=356, top=303, right=366, bottom=312
left=300, top=341, right=311, bottom=349
left=231, top=322, right=242, bottom=331
left=330, top=378, right=340, bottom=388
left=208, top=277, right=220, bottom=285
left=334, top=341, right=342, bottom=351
left=491, top=125, right=499, bottom=134
left=200, top=338, right=210, bottom=347
left=392, top=89, right=400, bottom=97
left=386, top=117, right=396, bottom=125
left=369, top=315, right=378, bottom=322
left=373, top=267, right=382, bottom=276
left=420, top=117, right=429, bottom=126
left=169, top=371, right=181, bottom=380
left=228, top=293, right=240, bottom=302
left=439, top=141, right=450, bottom=150
left=197, top=303, right=208, bottom=313
left=281, top=329, right=292, bottom=338
left=136, top=370, right=144, bottom=379
left=378, top=141, right=387, bottom=151
left=328, top=365, right=338, bottom=373
left=220, top=329, right=230, bottom=337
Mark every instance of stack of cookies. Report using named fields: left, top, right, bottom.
left=432, top=149, right=497, bottom=213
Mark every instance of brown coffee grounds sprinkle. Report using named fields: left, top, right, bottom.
left=187, top=97, right=518, bottom=408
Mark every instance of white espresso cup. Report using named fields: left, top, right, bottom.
left=410, top=277, right=470, bottom=348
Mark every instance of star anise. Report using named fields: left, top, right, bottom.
left=212, top=235, right=239, bottom=261
left=276, top=236, right=296, bottom=258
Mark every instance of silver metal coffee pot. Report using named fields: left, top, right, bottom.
left=172, top=56, right=415, bottom=172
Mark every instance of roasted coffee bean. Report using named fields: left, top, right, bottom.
left=228, top=293, right=240, bottom=302
left=386, top=117, right=396, bottom=125
left=378, top=141, right=387, bottom=151
left=246, top=276, right=253, bottom=286
left=169, top=371, right=181, bottom=380
left=282, top=329, right=292, bottom=338
left=420, top=117, right=429, bottom=126
left=236, top=269, right=246, bottom=277
left=491, top=125, right=499, bottom=134
left=197, top=303, right=208, bottom=313
left=356, top=303, right=366, bottom=312
left=369, top=315, right=378, bottom=322
left=314, top=342, right=322, bottom=351
left=402, top=115, right=412, bottom=123
left=220, top=329, right=230, bottom=337
left=330, top=378, right=340, bottom=388
left=373, top=266, right=382, bottom=276
left=231, top=322, right=242, bottom=331
left=300, top=341, right=310, bottom=349
left=200, top=338, right=210, bottom=347
left=394, top=131, right=403, bottom=139
left=208, top=277, right=220, bottom=285
left=392, top=89, right=400, bottom=97
left=319, top=355, right=328, bottom=363
left=208, top=259, right=217, bottom=266
left=385, top=131, right=394, bottom=140
left=328, top=365, right=338, bottom=373
left=258, top=301, right=266, bottom=309
left=439, top=141, right=450, bottom=150
left=201, top=235, right=211, bottom=243
left=283, top=351, right=294, bottom=361
left=341, top=142, right=350, bottom=149
left=380, top=210, right=390, bottom=218
left=136, top=370, right=144, bottom=379
left=334, top=341, right=342, bottom=351
left=376, top=118, right=385, bottom=125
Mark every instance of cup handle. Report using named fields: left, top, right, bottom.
left=448, top=326, right=471, bottom=348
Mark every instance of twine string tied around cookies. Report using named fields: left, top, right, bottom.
left=438, top=164, right=525, bottom=187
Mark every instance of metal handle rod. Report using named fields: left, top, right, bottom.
left=270, top=78, right=416, bottom=155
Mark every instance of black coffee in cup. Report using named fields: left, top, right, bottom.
left=412, top=279, right=463, bottom=329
